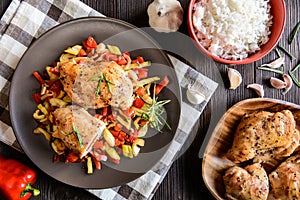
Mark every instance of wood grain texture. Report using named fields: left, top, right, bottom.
left=0, top=0, right=299, bottom=199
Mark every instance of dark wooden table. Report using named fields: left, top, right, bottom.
left=0, top=0, right=299, bottom=199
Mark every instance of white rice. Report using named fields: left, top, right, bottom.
left=193, top=0, right=273, bottom=60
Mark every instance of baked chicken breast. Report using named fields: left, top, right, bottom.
left=269, top=154, right=300, bottom=200
left=227, top=110, right=299, bottom=163
left=53, top=105, right=106, bottom=158
left=58, top=59, right=133, bottom=110
left=223, top=163, right=269, bottom=200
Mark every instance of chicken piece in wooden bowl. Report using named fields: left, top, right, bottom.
left=202, top=98, right=300, bottom=200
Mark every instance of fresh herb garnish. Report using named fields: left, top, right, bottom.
left=73, top=123, right=83, bottom=148
left=257, top=66, right=284, bottom=74
left=289, top=21, right=300, bottom=44
left=103, top=74, right=114, bottom=94
left=277, top=45, right=296, bottom=61
left=288, top=70, right=300, bottom=88
left=291, top=62, right=300, bottom=73
left=61, top=131, right=72, bottom=136
left=140, top=86, right=171, bottom=132
left=95, top=74, right=103, bottom=97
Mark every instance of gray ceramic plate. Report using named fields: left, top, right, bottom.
left=9, top=17, right=181, bottom=189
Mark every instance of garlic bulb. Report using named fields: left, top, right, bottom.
left=147, top=0, right=184, bottom=32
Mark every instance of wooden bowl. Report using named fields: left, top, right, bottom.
left=202, top=98, right=300, bottom=199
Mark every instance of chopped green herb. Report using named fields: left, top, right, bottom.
left=277, top=45, right=296, bottom=61
left=61, top=131, right=72, bottom=136
left=257, top=66, right=284, bottom=74
left=73, top=123, right=83, bottom=148
left=103, top=74, right=114, bottom=94
left=95, top=74, right=103, bottom=97
left=288, top=21, right=300, bottom=44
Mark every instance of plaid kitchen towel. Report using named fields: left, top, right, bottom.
left=0, top=0, right=218, bottom=199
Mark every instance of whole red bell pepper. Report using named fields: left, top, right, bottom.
left=0, top=156, right=40, bottom=200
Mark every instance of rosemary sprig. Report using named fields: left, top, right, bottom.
left=277, top=45, right=296, bottom=61
left=289, top=21, right=300, bottom=44
left=139, top=86, right=171, bottom=132
left=73, top=123, right=83, bottom=148
left=103, top=74, right=114, bottom=94
left=95, top=74, right=103, bottom=97
left=257, top=66, right=284, bottom=74
left=275, top=48, right=282, bottom=58
left=288, top=70, right=300, bottom=88
left=291, top=62, right=300, bottom=73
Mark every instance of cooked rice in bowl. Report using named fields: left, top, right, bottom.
left=192, top=0, right=273, bottom=61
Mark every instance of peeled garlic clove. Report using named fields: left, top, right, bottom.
left=228, top=68, right=242, bottom=89
left=186, top=88, right=205, bottom=104
left=247, top=84, right=264, bottom=97
left=270, top=77, right=287, bottom=89
left=261, top=57, right=285, bottom=69
left=282, top=74, right=293, bottom=94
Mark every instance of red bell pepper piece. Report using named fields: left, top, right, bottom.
left=123, top=107, right=135, bottom=118
left=135, top=68, right=148, bottom=79
left=84, top=36, right=97, bottom=48
left=32, top=71, right=45, bottom=85
left=135, top=87, right=145, bottom=96
left=0, top=156, right=40, bottom=200
left=133, top=98, right=144, bottom=109
left=155, top=76, right=169, bottom=95
left=132, top=56, right=144, bottom=64
left=78, top=48, right=87, bottom=57
left=32, top=93, right=41, bottom=104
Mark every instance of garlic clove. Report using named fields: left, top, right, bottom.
left=270, top=77, right=287, bottom=89
left=186, top=88, right=205, bottom=104
left=228, top=68, right=242, bottom=89
left=282, top=74, right=293, bottom=95
left=260, top=57, right=285, bottom=69
left=247, top=84, right=264, bottom=97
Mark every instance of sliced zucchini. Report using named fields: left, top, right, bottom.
left=103, top=128, right=115, bottom=147
left=64, top=45, right=82, bottom=55
left=106, top=148, right=120, bottom=160
left=122, top=145, right=133, bottom=158
left=107, top=45, right=122, bottom=55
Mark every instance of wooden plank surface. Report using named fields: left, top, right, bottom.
left=0, top=0, right=299, bottom=199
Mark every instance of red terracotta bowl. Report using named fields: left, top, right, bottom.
left=187, top=0, right=286, bottom=65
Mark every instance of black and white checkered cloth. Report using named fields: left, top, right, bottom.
left=0, top=0, right=218, bottom=199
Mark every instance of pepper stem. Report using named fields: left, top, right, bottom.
left=21, top=183, right=40, bottom=198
